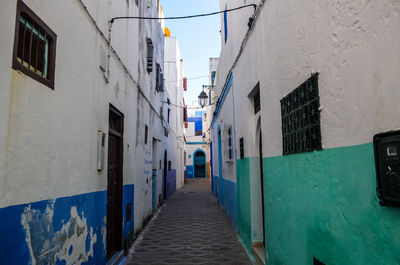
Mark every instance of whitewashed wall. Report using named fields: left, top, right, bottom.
left=224, top=0, right=400, bottom=158
left=164, top=36, right=185, bottom=189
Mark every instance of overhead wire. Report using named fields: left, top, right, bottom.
left=162, top=101, right=215, bottom=109
left=109, top=4, right=257, bottom=24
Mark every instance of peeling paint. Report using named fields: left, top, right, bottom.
left=0, top=190, right=108, bottom=265
left=21, top=204, right=97, bottom=265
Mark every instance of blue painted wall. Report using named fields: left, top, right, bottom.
left=221, top=178, right=238, bottom=230
left=188, top=117, right=203, bottom=135
left=166, top=170, right=177, bottom=199
left=122, top=184, right=135, bottom=251
left=0, top=185, right=135, bottom=265
left=186, top=165, right=194, bottom=179
left=212, top=175, right=218, bottom=197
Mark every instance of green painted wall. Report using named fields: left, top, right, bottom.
left=262, top=143, right=400, bottom=265
left=237, top=157, right=252, bottom=252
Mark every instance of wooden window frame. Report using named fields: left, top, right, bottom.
left=12, top=0, right=57, bottom=89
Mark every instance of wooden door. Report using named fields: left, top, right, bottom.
left=163, top=150, right=167, bottom=200
left=107, top=105, right=123, bottom=260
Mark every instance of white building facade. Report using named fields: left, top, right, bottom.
left=0, top=0, right=183, bottom=264
left=211, top=0, right=400, bottom=264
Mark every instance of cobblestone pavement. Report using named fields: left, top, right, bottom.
left=125, top=179, right=252, bottom=265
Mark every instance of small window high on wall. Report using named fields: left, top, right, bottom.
left=280, top=73, right=321, bottom=155
left=12, top=0, right=57, bottom=89
left=146, top=38, right=154, bottom=73
left=156, top=64, right=164, bottom=92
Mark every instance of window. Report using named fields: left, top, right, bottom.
left=146, top=38, right=153, bottom=73
left=239, top=137, right=244, bottom=159
left=155, top=64, right=164, bottom=92
left=144, top=125, right=148, bottom=144
left=12, top=0, right=57, bottom=89
left=281, top=73, right=321, bottom=155
left=224, top=124, right=233, bottom=161
left=168, top=161, right=171, bottom=171
left=228, top=127, right=233, bottom=160
left=248, top=82, right=260, bottom=114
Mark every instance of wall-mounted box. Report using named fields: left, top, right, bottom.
left=374, top=130, right=400, bottom=207
left=97, top=130, right=106, bottom=171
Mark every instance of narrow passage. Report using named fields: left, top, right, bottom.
left=125, top=179, right=252, bottom=265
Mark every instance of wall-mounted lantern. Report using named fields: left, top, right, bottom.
left=198, top=90, right=208, bottom=108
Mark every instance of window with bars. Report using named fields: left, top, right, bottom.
left=280, top=73, right=321, bottom=155
left=224, top=124, right=233, bottom=162
left=155, top=64, right=164, bottom=92
left=146, top=38, right=153, bottom=73
left=239, top=137, right=244, bottom=159
left=12, top=0, right=57, bottom=89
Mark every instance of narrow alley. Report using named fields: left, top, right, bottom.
left=1, top=0, right=400, bottom=264
left=125, top=179, right=252, bottom=265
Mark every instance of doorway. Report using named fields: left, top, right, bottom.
left=259, top=132, right=265, bottom=246
left=163, top=150, right=167, bottom=200
left=107, top=105, right=123, bottom=260
left=152, top=138, right=158, bottom=210
left=193, top=149, right=206, bottom=178
left=217, top=126, right=223, bottom=203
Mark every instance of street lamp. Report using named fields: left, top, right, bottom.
left=198, top=90, right=208, bottom=108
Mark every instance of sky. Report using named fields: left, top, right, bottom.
left=161, top=0, right=221, bottom=109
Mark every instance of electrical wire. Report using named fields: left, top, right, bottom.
left=162, top=101, right=215, bottom=109
left=165, top=75, right=210, bottom=83
left=109, top=4, right=257, bottom=24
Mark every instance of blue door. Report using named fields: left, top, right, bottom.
left=194, top=151, right=206, bottom=178
left=217, top=127, right=223, bottom=205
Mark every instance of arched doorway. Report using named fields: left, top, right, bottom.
left=193, top=149, right=206, bottom=178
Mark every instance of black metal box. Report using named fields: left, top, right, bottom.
left=373, top=130, right=400, bottom=207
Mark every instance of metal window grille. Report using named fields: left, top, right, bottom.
left=281, top=73, right=321, bottom=155
left=146, top=39, right=153, bottom=73
left=224, top=124, right=233, bottom=161
left=17, top=15, right=48, bottom=78
left=240, top=137, right=244, bottom=159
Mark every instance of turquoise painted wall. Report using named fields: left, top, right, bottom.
left=263, top=143, right=400, bottom=265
